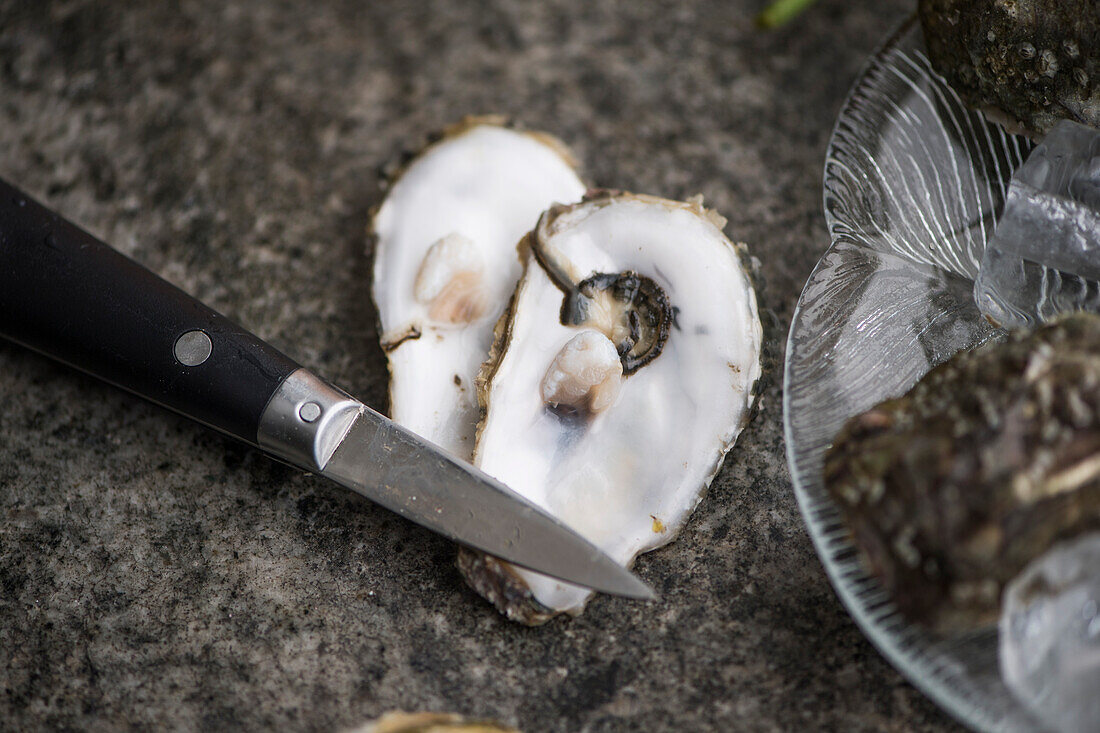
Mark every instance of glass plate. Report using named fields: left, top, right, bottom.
left=782, top=16, right=1043, bottom=732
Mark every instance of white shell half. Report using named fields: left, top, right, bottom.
left=372, top=122, right=586, bottom=457
left=473, top=193, right=763, bottom=616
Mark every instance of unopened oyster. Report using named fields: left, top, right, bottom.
left=460, top=192, right=763, bottom=624
left=825, top=313, right=1100, bottom=632
left=919, top=0, right=1099, bottom=136
left=372, top=118, right=585, bottom=457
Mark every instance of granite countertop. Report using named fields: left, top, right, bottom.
left=0, top=1, right=961, bottom=730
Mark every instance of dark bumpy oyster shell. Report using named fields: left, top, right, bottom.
left=825, top=313, right=1100, bottom=632
left=918, top=0, right=1099, bottom=136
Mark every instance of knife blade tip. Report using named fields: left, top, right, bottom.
left=587, top=559, right=656, bottom=601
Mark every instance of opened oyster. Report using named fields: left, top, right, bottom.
left=825, top=313, right=1100, bottom=632
left=459, top=192, right=763, bottom=624
left=372, top=118, right=585, bottom=457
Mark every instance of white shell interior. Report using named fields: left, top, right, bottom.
left=372, top=124, right=586, bottom=457
left=475, top=196, right=763, bottom=613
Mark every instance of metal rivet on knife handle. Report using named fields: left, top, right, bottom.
left=257, top=369, right=362, bottom=472
left=299, top=401, right=322, bottom=423
left=174, top=329, right=212, bottom=366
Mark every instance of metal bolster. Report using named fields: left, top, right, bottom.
left=256, top=368, right=363, bottom=472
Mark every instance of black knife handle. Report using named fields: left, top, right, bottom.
left=0, top=178, right=301, bottom=445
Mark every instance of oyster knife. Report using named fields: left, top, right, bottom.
left=0, top=177, right=653, bottom=601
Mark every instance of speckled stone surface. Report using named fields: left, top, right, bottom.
left=0, top=1, right=962, bottom=730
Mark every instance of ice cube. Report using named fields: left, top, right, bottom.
left=1000, top=533, right=1100, bottom=733
left=975, top=120, right=1100, bottom=328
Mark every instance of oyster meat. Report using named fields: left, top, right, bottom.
left=372, top=119, right=586, bottom=457
left=460, top=192, right=763, bottom=624
left=825, top=313, right=1100, bottom=632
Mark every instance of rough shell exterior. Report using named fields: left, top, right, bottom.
left=825, top=313, right=1100, bottom=632
left=918, top=0, right=1100, bottom=136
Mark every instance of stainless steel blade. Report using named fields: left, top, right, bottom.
left=257, top=368, right=654, bottom=600
left=323, top=411, right=654, bottom=600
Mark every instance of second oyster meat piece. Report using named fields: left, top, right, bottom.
left=825, top=313, right=1100, bottom=632
left=372, top=119, right=586, bottom=457
left=461, top=192, right=763, bottom=624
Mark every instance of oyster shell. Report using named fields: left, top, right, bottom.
left=825, top=313, right=1100, bottom=632
left=355, top=712, right=518, bottom=733
left=919, top=0, right=1099, bottom=136
left=371, top=118, right=586, bottom=457
left=460, top=192, right=764, bottom=624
